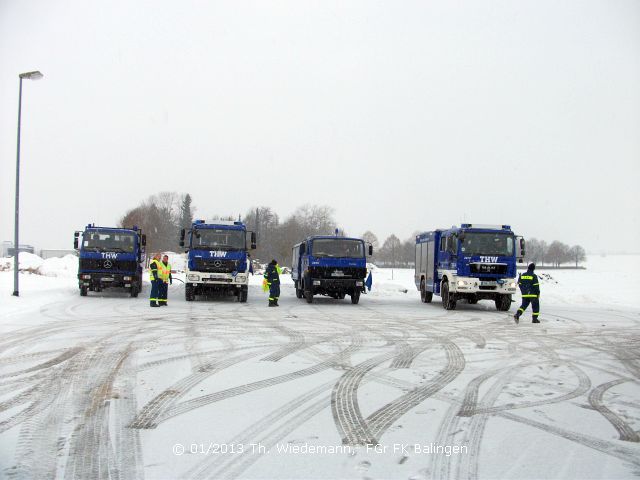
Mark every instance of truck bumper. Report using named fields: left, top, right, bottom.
left=310, top=278, right=365, bottom=294
left=78, top=273, right=138, bottom=289
left=449, top=276, right=517, bottom=295
left=185, top=272, right=249, bottom=288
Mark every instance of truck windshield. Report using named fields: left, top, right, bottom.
left=191, top=228, right=245, bottom=250
left=460, top=233, right=514, bottom=256
left=311, top=239, right=364, bottom=258
left=83, top=230, right=136, bottom=253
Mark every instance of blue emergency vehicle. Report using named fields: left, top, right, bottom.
left=292, top=235, right=372, bottom=304
left=74, top=224, right=146, bottom=297
left=180, top=220, right=256, bottom=302
left=415, top=224, right=525, bottom=310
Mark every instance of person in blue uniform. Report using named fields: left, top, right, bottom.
left=514, top=263, right=540, bottom=323
left=264, top=259, right=282, bottom=307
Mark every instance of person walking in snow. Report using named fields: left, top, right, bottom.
left=264, top=259, right=282, bottom=307
left=514, top=263, right=541, bottom=323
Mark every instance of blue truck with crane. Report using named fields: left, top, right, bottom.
left=292, top=234, right=372, bottom=304
left=415, top=224, right=525, bottom=310
left=74, top=224, right=146, bottom=297
left=180, top=220, right=256, bottom=302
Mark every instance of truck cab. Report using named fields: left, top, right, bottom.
left=74, top=224, right=146, bottom=297
left=292, top=235, right=372, bottom=304
left=415, top=224, right=525, bottom=310
left=180, top=220, right=256, bottom=302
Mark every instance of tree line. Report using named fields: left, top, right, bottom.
left=119, top=194, right=586, bottom=267
left=524, top=238, right=586, bottom=267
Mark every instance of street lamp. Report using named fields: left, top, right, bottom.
left=13, top=70, right=43, bottom=297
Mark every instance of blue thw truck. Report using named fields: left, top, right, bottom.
left=415, top=224, right=525, bottom=310
left=180, top=220, right=256, bottom=302
left=292, top=235, right=372, bottom=304
left=74, top=224, right=146, bottom=297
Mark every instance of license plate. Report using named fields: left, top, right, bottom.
left=101, top=277, right=114, bottom=282
left=331, top=271, right=345, bottom=277
left=480, top=281, right=496, bottom=286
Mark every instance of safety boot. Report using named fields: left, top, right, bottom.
left=268, top=299, right=276, bottom=307
left=532, top=318, right=540, bottom=324
left=513, top=313, right=520, bottom=324
left=150, top=301, right=159, bottom=307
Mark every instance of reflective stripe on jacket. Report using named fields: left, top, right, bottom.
left=159, top=262, right=172, bottom=281
left=518, top=271, right=540, bottom=297
left=150, top=259, right=161, bottom=281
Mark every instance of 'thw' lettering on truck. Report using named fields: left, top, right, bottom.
left=415, top=224, right=525, bottom=311
left=180, top=220, right=256, bottom=302
left=74, top=224, right=146, bottom=297
left=292, top=234, right=373, bottom=304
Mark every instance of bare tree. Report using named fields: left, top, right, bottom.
left=568, top=245, right=586, bottom=267
left=547, top=241, right=570, bottom=267
left=119, top=192, right=188, bottom=252
left=380, top=234, right=401, bottom=267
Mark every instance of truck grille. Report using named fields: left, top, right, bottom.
left=79, top=259, right=137, bottom=272
left=194, top=258, right=238, bottom=273
left=310, top=266, right=366, bottom=279
left=470, top=263, right=507, bottom=275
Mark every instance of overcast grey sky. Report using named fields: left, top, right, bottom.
left=1, top=0, right=639, bottom=253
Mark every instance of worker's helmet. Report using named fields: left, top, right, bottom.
left=528, top=263, right=536, bottom=271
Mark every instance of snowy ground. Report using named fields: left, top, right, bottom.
left=0, top=256, right=639, bottom=479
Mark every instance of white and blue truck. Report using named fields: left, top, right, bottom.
left=415, top=224, right=525, bottom=310
left=180, top=220, right=256, bottom=302
left=75, top=224, right=146, bottom=297
left=292, top=235, right=373, bottom=304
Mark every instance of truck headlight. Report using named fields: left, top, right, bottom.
left=235, top=274, right=246, bottom=282
left=509, top=282, right=516, bottom=288
left=123, top=276, right=132, bottom=281
left=356, top=281, right=364, bottom=286
left=457, top=280, right=466, bottom=287
left=187, top=274, right=200, bottom=281
left=82, top=274, right=91, bottom=279
left=313, top=280, right=321, bottom=286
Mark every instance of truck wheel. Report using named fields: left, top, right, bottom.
left=420, top=279, right=433, bottom=303
left=185, top=283, right=195, bottom=301
left=239, top=286, right=248, bottom=303
left=295, top=281, right=303, bottom=299
left=338, top=293, right=345, bottom=300
left=442, top=281, right=456, bottom=310
left=80, top=287, right=88, bottom=297
left=130, top=285, right=139, bottom=298
left=304, top=289, right=313, bottom=304
left=350, top=290, right=360, bottom=304
left=467, top=295, right=478, bottom=305
left=495, top=294, right=511, bottom=311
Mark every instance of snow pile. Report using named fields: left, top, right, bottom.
left=38, top=254, right=79, bottom=278
left=0, top=252, right=79, bottom=278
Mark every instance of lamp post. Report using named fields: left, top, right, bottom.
left=13, top=70, right=43, bottom=297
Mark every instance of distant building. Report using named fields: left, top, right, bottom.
left=1, top=241, right=35, bottom=257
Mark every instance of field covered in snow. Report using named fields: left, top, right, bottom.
left=0, top=255, right=639, bottom=479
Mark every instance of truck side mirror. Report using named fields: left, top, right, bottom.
left=516, top=236, right=525, bottom=263
left=300, top=243, right=306, bottom=254
left=180, top=229, right=185, bottom=241
left=73, top=238, right=79, bottom=250
left=141, top=234, right=147, bottom=246
left=251, top=232, right=257, bottom=250
left=368, top=245, right=373, bottom=256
